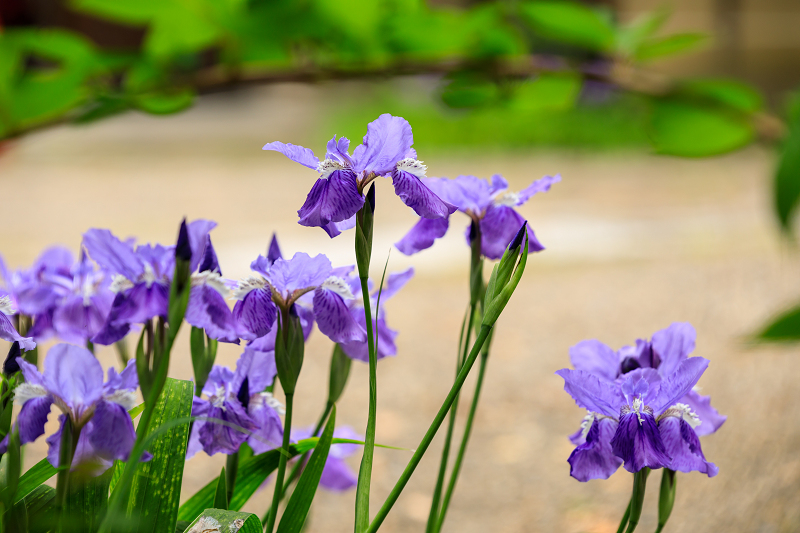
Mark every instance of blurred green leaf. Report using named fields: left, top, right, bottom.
left=635, top=33, right=708, bottom=62
left=775, top=104, right=800, bottom=230
left=520, top=1, right=615, bottom=51
left=213, top=468, right=228, bottom=510
left=387, top=8, right=473, bottom=61
left=135, top=90, right=195, bottom=115
left=14, top=459, right=56, bottom=505
left=23, top=485, right=56, bottom=533
left=276, top=406, right=336, bottom=533
left=441, top=74, right=499, bottom=109
left=649, top=99, right=754, bottom=157
left=513, top=72, right=581, bottom=112
left=64, top=469, right=112, bottom=533
left=757, top=304, right=800, bottom=341
left=615, top=7, right=670, bottom=56
left=682, top=79, right=763, bottom=113
left=126, top=378, right=193, bottom=533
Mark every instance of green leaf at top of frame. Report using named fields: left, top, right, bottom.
left=649, top=98, right=754, bottom=157
left=634, top=33, right=708, bottom=63
left=276, top=406, right=336, bottom=533
left=775, top=102, right=800, bottom=231
left=756, top=303, right=800, bottom=341
left=182, top=509, right=262, bottom=533
left=615, top=7, right=670, bottom=56
left=520, top=1, right=615, bottom=52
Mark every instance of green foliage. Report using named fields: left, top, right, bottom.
left=213, top=468, right=228, bottom=510
left=635, top=33, right=708, bottom=63
left=63, top=469, right=112, bottom=533
left=277, top=406, right=336, bottom=533
left=125, top=378, right=193, bottom=533
left=14, top=458, right=56, bottom=505
left=182, top=509, right=262, bottom=533
left=520, top=1, right=615, bottom=51
left=774, top=93, right=800, bottom=230
left=756, top=304, right=800, bottom=341
left=649, top=98, right=754, bottom=157
left=23, top=485, right=55, bottom=533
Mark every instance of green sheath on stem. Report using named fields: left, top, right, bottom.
left=656, top=469, right=677, bottom=533
left=624, top=468, right=650, bottom=533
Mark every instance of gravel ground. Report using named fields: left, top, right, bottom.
left=0, top=84, right=798, bottom=533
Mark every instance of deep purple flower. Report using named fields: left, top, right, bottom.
left=233, top=250, right=365, bottom=345
left=557, top=355, right=719, bottom=481
left=396, top=174, right=560, bottom=260
left=339, top=267, right=414, bottom=363
left=85, top=220, right=216, bottom=345
left=187, top=349, right=283, bottom=458
left=263, top=114, right=455, bottom=237
left=185, top=235, right=239, bottom=344
left=568, top=323, right=726, bottom=437
left=290, top=426, right=360, bottom=491
left=0, top=344, right=143, bottom=475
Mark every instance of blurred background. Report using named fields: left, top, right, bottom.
left=1, top=0, right=799, bottom=532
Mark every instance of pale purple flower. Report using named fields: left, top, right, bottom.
left=557, top=352, right=719, bottom=481
left=568, top=323, right=726, bottom=437
left=0, top=247, right=74, bottom=318
left=290, top=426, right=360, bottom=491
left=187, top=349, right=283, bottom=458
left=0, top=344, right=143, bottom=475
left=396, top=174, right=560, bottom=260
left=85, top=220, right=216, bottom=345
left=339, top=267, right=414, bottom=363
left=0, top=299, right=35, bottom=352
left=263, top=114, right=455, bottom=238
left=185, top=235, right=239, bottom=344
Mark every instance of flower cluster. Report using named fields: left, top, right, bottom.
left=557, top=323, right=725, bottom=481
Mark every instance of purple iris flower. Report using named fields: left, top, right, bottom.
left=568, top=323, right=726, bottom=438
left=185, top=235, right=239, bottom=344
left=290, top=426, right=360, bottom=491
left=0, top=247, right=74, bottom=318
left=84, top=220, right=216, bottom=345
left=338, top=267, right=414, bottom=363
left=395, top=173, right=560, bottom=260
left=0, top=298, right=35, bottom=351
left=263, top=114, right=455, bottom=238
left=187, top=349, right=283, bottom=458
left=233, top=250, right=365, bottom=345
left=557, top=352, right=719, bottom=481
left=0, top=344, right=143, bottom=475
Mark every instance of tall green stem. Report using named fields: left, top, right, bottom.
left=616, top=497, right=632, bottom=533
left=364, top=325, right=493, bottom=533
left=226, top=452, right=239, bottom=506
left=625, top=468, right=650, bottom=533
left=354, top=274, right=377, bottom=533
left=55, top=418, right=81, bottom=528
left=435, top=349, right=488, bottom=532
left=265, top=392, right=294, bottom=533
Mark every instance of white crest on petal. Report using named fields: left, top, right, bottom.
left=232, top=275, right=268, bottom=300
left=191, top=271, right=229, bottom=297
left=321, top=276, right=355, bottom=299
left=494, top=191, right=520, bottom=207
left=14, top=383, right=48, bottom=405
left=316, top=159, right=346, bottom=180
left=141, top=263, right=157, bottom=288
left=211, top=386, right=227, bottom=409
left=670, top=403, right=702, bottom=428
left=251, top=391, right=285, bottom=415
left=396, top=158, right=427, bottom=178
left=631, top=398, right=646, bottom=425
left=0, top=295, right=16, bottom=316
left=579, top=411, right=596, bottom=440
left=105, top=389, right=138, bottom=411
left=110, top=275, right=134, bottom=294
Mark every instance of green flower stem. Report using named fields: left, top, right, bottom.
left=426, top=304, right=475, bottom=532
left=434, top=348, right=488, bottom=532
left=655, top=469, right=677, bottom=533
left=226, top=452, right=239, bottom=506
left=265, top=392, right=294, bottom=533
left=625, top=468, right=650, bottom=533
left=55, top=418, right=81, bottom=526
left=354, top=274, right=377, bottom=533
left=616, top=498, right=632, bottom=533
left=262, top=400, right=333, bottom=525
left=365, top=325, right=493, bottom=533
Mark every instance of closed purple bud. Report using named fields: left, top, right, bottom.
left=176, top=219, right=192, bottom=262
left=198, top=235, right=219, bottom=274
left=508, top=222, right=527, bottom=252
left=267, top=234, right=283, bottom=265
left=3, top=342, right=21, bottom=375
left=468, top=220, right=479, bottom=244
left=365, top=184, right=376, bottom=214
left=237, top=376, right=250, bottom=408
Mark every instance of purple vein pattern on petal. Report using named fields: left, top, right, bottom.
left=262, top=142, right=320, bottom=169
left=352, top=114, right=413, bottom=175
left=480, top=207, right=543, bottom=260
left=268, top=253, right=332, bottom=294
left=186, top=219, right=217, bottom=273
left=658, top=417, right=718, bottom=477
left=43, top=344, right=103, bottom=416
left=16, top=396, right=53, bottom=446
left=395, top=217, right=450, bottom=256
left=651, top=357, right=709, bottom=414
left=88, top=400, right=138, bottom=461
left=82, top=229, right=143, bottom=281
left=313, top=289, right=366, bottom=344
left=298, top=171, right=364, bottom=229
left=568, top=417, right=622, bottom=481
left=391, top=170, right=456, bottom=219
left=652, top=322, right=696, bottom=377
left=569, top=340, right=619, bottom=382
left=612, top=412, right=671, bottom=473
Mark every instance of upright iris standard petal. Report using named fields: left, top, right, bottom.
left=569, top=340, right=619, bottom=382
left=568, top=417, right=623, bottom=481
left=43, top=343, right=104, bottom=415
left=82, top=229, right=143, bottom=282
left=186, top=220, right=218, bottom=273
left=268, top=252, right=332, bottom=293
left=651, top=322, right=696, bottom=377
left=612, top=409, right=671, bottom=473
left=298, top=171, right=365, bottom=229
left=650, top=357, right=710, bottom=414
left=556, top=369, right=625, bottom=418
left=658, top=416, right=718, bottom=477
left=262, top=142, right=320, bottom=169
left=479, top=206, right=544, bottom=260
left=395, top=217, right=450, bottom=256
left=352, top=114, right=414, bottom=176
